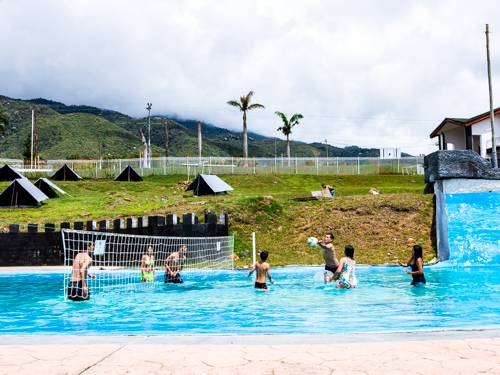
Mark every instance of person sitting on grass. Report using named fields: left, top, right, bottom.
left=67, top=242, right=96, bottom=301
left=336, top=245, right=358, bottom=289
left=321, top=183, right=336, bottom=197
left=165, top=245, right=187, bottom=284
left=398, top=245, right=426, bottom=286
left=317, top=233, right=340, bottom=283
left=248, top=251, right=274, bottom=290
left=140, top=245, right=155, bottom=282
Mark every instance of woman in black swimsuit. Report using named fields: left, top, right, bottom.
left=398, top=245, right=426, bottom=285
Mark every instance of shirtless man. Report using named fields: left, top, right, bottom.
left=165, top=245, right=187, bottom=284
left=317, top=233, right=340, bottom=283
left=248, top=251, right=274, bottom=290
left=67, top=242, right=96, bottom=301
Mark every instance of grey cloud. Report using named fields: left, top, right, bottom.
left=1, top=0, right=500, bottom=155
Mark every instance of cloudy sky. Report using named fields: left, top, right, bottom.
left=1, top=0, right=500, bottom=154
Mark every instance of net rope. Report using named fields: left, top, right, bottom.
left=62, top=229, right=234, bottom=299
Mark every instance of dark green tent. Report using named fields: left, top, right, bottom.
left=34, top=178, right=67, bottom=198
left=114, top=165, right=143, bottom=182
left=0, top=164, right=25, bottom=181
left=186, top=174, right=233, bottom=196
left=0, top=179, right=49, bottom=208
left=51, top=164, right=82, bottom=181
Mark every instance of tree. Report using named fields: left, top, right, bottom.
left=0, top=105, right=8, bottom=134
left=275, top=111, right=303, bottom=162
left=227, top=91, right=264, bottom=165
left=22, top=134, right=31, bottom=160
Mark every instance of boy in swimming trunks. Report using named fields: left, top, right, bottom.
left=165, top=245, right=187, bottom=284
left=317, top=233, right=340, bottom=283
left=140, top=245, right=155, bottom=282
left=67, top=242, right=96, bottom=301
left=248, top=251, right=274, bottom=290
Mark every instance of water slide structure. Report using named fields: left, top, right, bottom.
left=425, top=150, right=500, bottom=265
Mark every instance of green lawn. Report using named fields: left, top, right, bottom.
left=0, top=174, right=424, bottom=224
left=0, top=174, right=433, bottom=265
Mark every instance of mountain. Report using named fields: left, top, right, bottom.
left=0, top=95, right=390, bottom=159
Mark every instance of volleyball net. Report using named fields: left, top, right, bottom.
left=62, top=229, right=234, bottom=299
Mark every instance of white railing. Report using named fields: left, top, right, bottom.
left=0, top=156, right=425, bottom=178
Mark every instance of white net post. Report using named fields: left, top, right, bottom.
left=62, top=229, right=234, bottom=300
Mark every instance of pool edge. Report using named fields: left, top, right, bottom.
left=2, top=327, right=499, bottom=345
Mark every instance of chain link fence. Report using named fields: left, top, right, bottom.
left=1, top=156, right=424, bottom=179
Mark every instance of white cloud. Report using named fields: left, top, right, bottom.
left=1, top=0, right=500, bottom=154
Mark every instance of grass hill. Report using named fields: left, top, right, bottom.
left=0, top=97, right=144, bottom=159
left=0, top=174, right=433, bottom=266
left=0, top=95, right=390, bottom=159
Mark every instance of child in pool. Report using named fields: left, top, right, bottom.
left=336, top=245, right=358, bottom=289
left=248, top=251, right=274, bottom=290
left=140, top=245, right=155, bottom=282
left=398, top=245, right=426, bottom=285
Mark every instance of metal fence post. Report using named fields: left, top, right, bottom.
left=316, top=158, right=319, bottom=175
left=357, top=156, right=360, bottom=174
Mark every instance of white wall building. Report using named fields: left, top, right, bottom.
left=430, top=108, right=500, bottom=160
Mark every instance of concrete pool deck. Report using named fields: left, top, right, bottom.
left=1, top=330, right=499, bottom=374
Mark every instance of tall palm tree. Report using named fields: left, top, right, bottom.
left=275, top=111, right=303, bottom=162
left=227, top=91, right=264, bottom=165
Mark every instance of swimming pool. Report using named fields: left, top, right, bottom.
left=0, top=265, right=499, bottom=335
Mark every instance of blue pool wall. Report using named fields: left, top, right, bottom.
left=434, top=178, right=500, bottom=263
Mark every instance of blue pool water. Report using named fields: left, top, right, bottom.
left=1, top=265, right=499, bottom=335
left=446, top=192, right=500, bottom=265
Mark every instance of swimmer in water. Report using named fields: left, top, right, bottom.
left=248, top=251, right=274, bottom=290
left=336, top=245, right=358, bottom=289
left=317, top=233, right=340, bottom=283
left=398, top=245, right=426, bottom=286
left=165, top=245, right=187, bottom=284
left=140, top=245, right=155, bottom=282
left=67, top=242, right=96, bottom=301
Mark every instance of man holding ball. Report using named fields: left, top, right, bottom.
left=317, top=233, right=340, bottom=283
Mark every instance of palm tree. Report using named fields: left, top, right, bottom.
left=275, top=111, right=303, bottom=162
left=227, top=91, right=265, bottom=165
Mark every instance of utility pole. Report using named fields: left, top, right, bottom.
left=486, top=24, right=498, bottom=168
left=197, top=121, right=203, bottom=163
left=146, top=102, right=152, bottom=168
left=30, top=110, right=35, bottom=169
left=324, top=139, right=329, bottom=167
left=164, top=120, right=169, bottom=157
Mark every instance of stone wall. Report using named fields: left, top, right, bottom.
left=0, top=213, right=228, bottom=266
